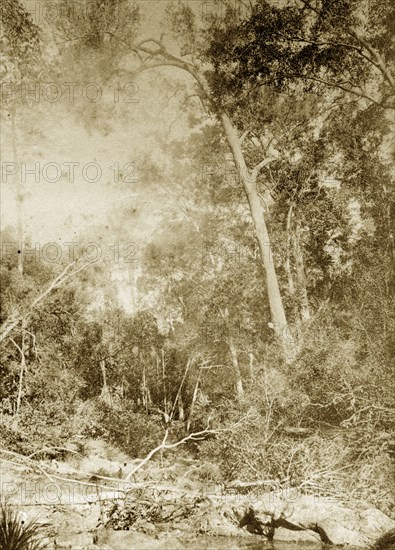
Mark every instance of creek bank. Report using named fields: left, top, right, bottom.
left=2, top=450, right=394, bottom=548
left=48, top=491, right=395, bottom=550
left=99, top=488, right=395, bottom=548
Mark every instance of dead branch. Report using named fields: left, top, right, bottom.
left=125, top=414, right=252, bottom=482
left=28, top=446, right=80, bottom=459
left=0, top=449, right=63, bottom=498
left=251, top=156, right=278, bottom=181
left=0, top=261, right=89, bottom=343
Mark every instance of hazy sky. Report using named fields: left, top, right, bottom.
left=1, top=1, right=202, bottom=244
left=1, top=1, right=217, bottom=321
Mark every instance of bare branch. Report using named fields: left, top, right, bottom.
left=285, top=34, right=380, bottom=72
left=251, top=156, right=278, bottom=181
left=0, top=449, right=63, bottom=498
left=126, top=42, right=213, bottom=110
left=292, top=73, right=393, bottom=109
left=349, top=30, right=395, bottom=90
left=239, top=130, right=249, bottom=145
left=125, top=426, right=220, bottom=482
left=56, top=30, right=116, bottom=46
left=125, top=414, right=252, bottom=483
left=28, top=446, right=80, bottom=459
left=125, top=429, right=169, bottom=481
left=0, top=261, right=89, bottom=343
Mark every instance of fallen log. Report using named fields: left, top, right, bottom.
left=225, top=479, right=280, bottom=494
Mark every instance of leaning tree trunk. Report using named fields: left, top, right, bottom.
left=220, top=114, right=294, bottom=360
left=123, top=55, right=295, bottom=360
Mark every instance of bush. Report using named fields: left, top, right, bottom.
left=82, top=400, right=164, bottom=458
left=197, top=372, right=394, bottom=519
left=0, top=503, right=47, bottom=550
left=0, top=423, right=34, bottom=456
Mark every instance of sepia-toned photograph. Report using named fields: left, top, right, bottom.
left=0, top=0, right=394, bottom=548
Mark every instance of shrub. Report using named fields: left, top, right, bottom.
left=0, top=503, right=47, bottom=550
left=0, top=423, right=33, bottom=456
left=83, top=400, right=164, bottom=458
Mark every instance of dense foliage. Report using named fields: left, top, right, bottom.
left=0, top=0, right=394, bottom=521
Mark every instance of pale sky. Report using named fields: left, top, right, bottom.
left=1, top=1, right=205, bottom=245
left=1, top=0, right=214, bottom=319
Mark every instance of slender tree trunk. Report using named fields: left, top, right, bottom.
left=170, top=358, right=192, bottom=422
left=11, top=105, right=24, bottom=275
left=15, top=333, right=26, bottom=417
left=11, top=107, right=27, bottom=420
left=221, top=307, right=244, bottom=400
left=220, top=113, right=294, bottom=359
left=100, top=359, right=112, bottom=406
left=10, top=334, right=26, bottom=427
left=228, top=335, right=244, bottom=400
left=186, top=368, right=201, bottom=433
left=161, top=348, right=168, bottom=417
left=141, top=361, right=151, bottom=413
left=285, top=204, right=296, bottom=297
left=178, top=394, right=185, bottom=421
left=293, top=221, right=310, bottom=322
left=248, top=352, right=255, bottom=383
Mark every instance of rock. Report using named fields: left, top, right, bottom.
left=54, top=532, right=95, bottom=548
left=136, top=520, right=157, bottom=534
left=243, top=493, right=395, bottom=547
left=283, top=495, right=395, bottom=546
left=193, top=499, right=251, bottom=537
